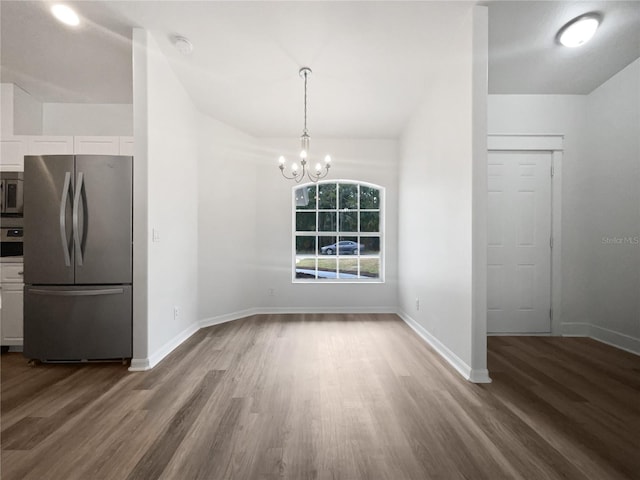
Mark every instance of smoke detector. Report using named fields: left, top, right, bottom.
left=172, top=35, right=194, bottom=55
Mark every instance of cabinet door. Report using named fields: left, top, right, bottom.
left=1, top=284, right=24, bottom=345
left=74, top=136, right=120, bottom=155
left=0, top=263, right=24, bottom=282
left=28, top=136, right=73, bottom=155
left=0, top=136, right=28, bottom=171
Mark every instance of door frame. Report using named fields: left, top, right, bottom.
left=487, top=134, right=563, bottom=335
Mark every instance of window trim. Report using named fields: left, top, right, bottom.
left=292, top=179, right=385, bottom=284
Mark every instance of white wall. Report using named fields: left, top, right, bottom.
left=42, top=103, right=133, bottom=136
left=398, top=6, right=489, bottom=381
left=198, top=115, right=260, bottom=323
left=1, top=83, right=42, bottom=136
left=582, top=58, right=640, bottom=351
left=131, top=29, right=200, bottom=368
left=1, top=84, right=13, bottom=136
left=13, top=84, right=42, bottom=135
left=252, top=138, right=399, bottom=313
left=488, top=57, right=640, bottom=354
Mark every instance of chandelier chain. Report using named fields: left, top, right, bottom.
left=303, top=70, right=308, bottom=136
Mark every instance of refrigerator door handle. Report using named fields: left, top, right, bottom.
left=59, top=172, right=72, bottom=267
left=28, top=288, right=125, bottom=297
left=73, top=171, right=85, bottom=266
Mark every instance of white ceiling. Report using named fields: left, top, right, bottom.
left=1, top=1, right=639, bottom=138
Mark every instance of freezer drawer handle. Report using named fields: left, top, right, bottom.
left=59, top=172, right=72, bottom=267
left=73, top=172, right=85, bottom=266
left=29, top=288, right=124, bottom=297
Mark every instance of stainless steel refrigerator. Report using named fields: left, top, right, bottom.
left=23, top=155, right=132, bottom=361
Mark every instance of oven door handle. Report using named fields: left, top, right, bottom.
left=59, top=172, right=72, bottom=267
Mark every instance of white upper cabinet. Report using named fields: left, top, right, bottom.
left=74, top=136, right=120, bottom=155
left=0, top=136, right=28, bottom=171
left=28, top=136, right=73, bottom=155
left=0, top=135, right=134, bottom=171
left=119, top=136, right=134, bottom=156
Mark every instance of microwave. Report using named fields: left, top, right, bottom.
left=0, top=172, right=24, bottom=215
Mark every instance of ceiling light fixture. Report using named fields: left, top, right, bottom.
left=558, top=14, right=600, bottom=48
left=51, top=4, right=80, bottom=27
left=278, top=67, right=331, bottom=183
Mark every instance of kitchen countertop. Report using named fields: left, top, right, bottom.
left=0, top=256, right=23, bottom=263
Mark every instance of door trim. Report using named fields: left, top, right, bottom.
left=488, top=134, right=563, bottom=335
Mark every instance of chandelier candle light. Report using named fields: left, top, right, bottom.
left=278, top=67, right=332, bottom=183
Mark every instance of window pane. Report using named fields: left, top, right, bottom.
left=296, top=236, right=316, bottom=255
left=316, top=258, right=337, bottom=279
left=296, top=211, right=316, bottom=231
left=338, top=236, right=361, bottom=255
left=339, top=184, right=357, bottom=210
left=360, top=186, right=380, bottom=209
left=360, top=236, right=380, bottom=255
left=295, top=185, right=316, bottom=210
left=338, top=258, right=358, bottom=278
left=318, top=236, right=337, bottom=255
left=360, top=211, right=379, bottom=232
left=360, top=258, right=380, bottom=279
left=339, top=211, right=358, bottom=232
left=318, top=183, right=336, bottom=209
left=318, top=237, right=338, bottom=255
left=318, top=211, right=337, bottom=232
left=295, top=257, right=316, bottom=279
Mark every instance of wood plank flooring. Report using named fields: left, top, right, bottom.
left=1, top=313, right=639, bottom=479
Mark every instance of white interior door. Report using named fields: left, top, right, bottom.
left=487, top=151, right=552, bottom=333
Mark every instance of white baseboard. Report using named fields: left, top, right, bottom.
left=128, top=321, right=200, bottom=372
left=589, top=324, right=640, bottom=356
left=128, top=358, right=150, bottom=371
left=398, top=311, right=491, bottom=384
left=488, top=332, right=551, bottom=336
left=468, top=368, right=492, bottom=383
left=199, top=308, right=261, bottom=328
left=561, top=322, right=639, bottom=356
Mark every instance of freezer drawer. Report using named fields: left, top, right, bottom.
left=24, top=285, right=132, bottom=361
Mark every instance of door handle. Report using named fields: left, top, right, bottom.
left=72, top=172, right=84, bottom=266
left=29, top=288, right=124, bottom=297
left=59, top=172, right=72, bottom=267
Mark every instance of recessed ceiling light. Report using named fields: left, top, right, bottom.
left=51, top=4, right=80, bottom=27
left=558, top=14, right=600, bottom=48
left=172, top=35, right=194, bottom=55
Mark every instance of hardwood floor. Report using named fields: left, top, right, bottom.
left=1, top=314, right=639, bottom=479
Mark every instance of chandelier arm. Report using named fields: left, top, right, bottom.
left=280, top=168, right=301, bottom=181
left=305, top=165, right=330, bottom=183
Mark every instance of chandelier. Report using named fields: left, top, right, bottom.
left=278, top=67, right=331, bottom=183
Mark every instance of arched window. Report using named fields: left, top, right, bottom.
left=293, top=181, right=384, bottom=282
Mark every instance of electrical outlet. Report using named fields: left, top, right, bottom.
left=268, top=288, right=275, bottom=297
left=415, top=298, right=420, bottom=311
left=152, top=228, right=161, bottom=242
left=174, top=306, right=180, bottom=319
